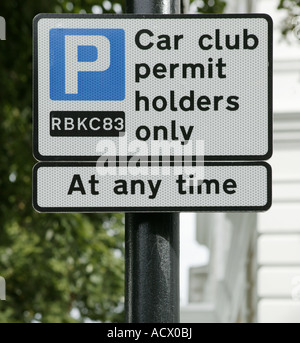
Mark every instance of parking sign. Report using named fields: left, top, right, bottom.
left=33, top=14, right=272, bottom=161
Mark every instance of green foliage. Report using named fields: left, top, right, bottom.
left=277, top=0, right=300, bottom=40
left=0, top=0, right=125, bottom=323
left=196, top=0, right=227, bottom=14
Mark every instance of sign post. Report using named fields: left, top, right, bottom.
left=125, top=0, right=180, bottom=324
left=32, top=0, right=273, bottom=324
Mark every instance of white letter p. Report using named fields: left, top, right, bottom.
left=65, top=35, right=110, bottom=94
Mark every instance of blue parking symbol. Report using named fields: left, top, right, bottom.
left=50, top=29, right=125, bottom=101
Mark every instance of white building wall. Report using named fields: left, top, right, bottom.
left=181, top=0, right=300, bottom=323
left=255, top=0, right=300, bottom=323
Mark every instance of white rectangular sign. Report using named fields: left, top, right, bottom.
left=33, top=162, right=272, bottom=212
left=33, top=14, right=272, bottom=162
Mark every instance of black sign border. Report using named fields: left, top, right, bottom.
left=33, top=13, right=273, bottom=162
left=33, top=161, right=272, bottom=213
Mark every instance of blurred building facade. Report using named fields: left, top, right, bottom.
left=180, top=0, right=300, bottom=323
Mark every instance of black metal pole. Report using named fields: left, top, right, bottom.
left=125, top=213, right=180, bottom=323
left=125, top=0, right=181, bottom=324
left=126, top=0, right=180, bottom=14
